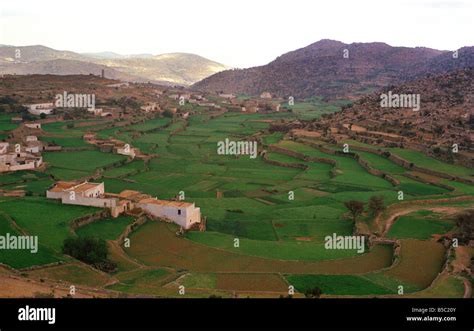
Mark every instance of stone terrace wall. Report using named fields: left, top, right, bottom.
left=70, top=210, right=110, bottom=231
left=262, top=152, right=308, bottom=170
left=299, top=139, right=399, bottom=186
left=117, top=216, right=148, bottom=245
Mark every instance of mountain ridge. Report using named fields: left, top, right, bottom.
left=192, top=40, right=473, bottom=99
left=0, top=45, right=229, bottom=86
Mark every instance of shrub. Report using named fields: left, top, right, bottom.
left=62, top=236, right=117, bottom=272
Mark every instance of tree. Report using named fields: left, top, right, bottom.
left=62, top=236, right=116, bottom=272
left=40, top=112, right=47, bottom=119
left=344, top=200, right=365, bottom=222
left=368, top=195, right=385, bottom=216
left=304, top=287, right=322, bottom=298
left=162, top=110, right=174, bottom=118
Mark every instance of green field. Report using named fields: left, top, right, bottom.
left=387, top=210, right=454, bottom=239
left=0, top=98, right=471, bottom=298
left=75, top=215, right=134, bottom=240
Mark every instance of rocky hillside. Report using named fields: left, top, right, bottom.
left=309, top=68, right=474, bottom=164
left=0, top=45, right=228, bottom=86
left=193, top=39, right=474, bottom=100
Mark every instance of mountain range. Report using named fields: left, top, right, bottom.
left=193, top=39, right=474, bottom=100
left=0, top=45, right=229, bottom=86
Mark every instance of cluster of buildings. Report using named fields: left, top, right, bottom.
left=46, top=181, right=203, bottom=230
left=83, top=133, right=138, bottom=158
left=0, top=141, right=43, bottom=172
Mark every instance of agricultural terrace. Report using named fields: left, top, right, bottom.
left=0, top=97, right=472, bottom=298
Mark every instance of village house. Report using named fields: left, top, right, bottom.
left=114, top=143, right=136, bottom=158
left=46, top=181, right=203, bottom=229
left=24, top=103, right=54, bottom=116
left=137, top=198, right=201, bottom=230
left=46, top=181, right=126, bottom=217
left=0, top=146, right=43, bottom=172
left=87, top=108, right=113, bottom=117
left=219, top=93, right=235, bottom=99
left=25, top=122, right=41, bottom=129
left=25, top=141, right=43, bottom=154
left=140, top=102, right=161, bottom=113
left=25, top=135, right=37, bottom=142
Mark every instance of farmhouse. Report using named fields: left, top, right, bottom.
left=140, top=102, right=161, bottom=113
left=46, top=181, right=126, bottom=217
left=25, top=123, right=41, bottom=129
left=0, top=146, right=43, bottom=173
left=24, top=103, right=54, bottom=116
left=25, top=141, right=43, bottom=154
left=219, top=93, right=235, bottom=99
left=137, top=198, right=201, bottom=230
left=46, top=181, right=203, bottom=229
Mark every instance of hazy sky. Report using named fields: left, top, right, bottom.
left=0, top=0, right=472, bottom=68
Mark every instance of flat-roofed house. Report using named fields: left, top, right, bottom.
left=25, top=141, right=43, bottom=154
left=114, top=143, right=136, bottom=158
left=25, top=123, right=41, bottom=129
left=137, top=198, right=201, bottom=229
left=0, top=152, right=42, bottom=172
left=25, top=136, right=38, bottom=142
left=24, top=103, right=54, bottom=116
left=46, top=182, right=204, bottom=228
left=47, top=181, right=105, bottom=200
left=46, top=181, right=125, bottom=217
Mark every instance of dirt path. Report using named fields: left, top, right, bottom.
left=108, top=240, right=145, bottom=269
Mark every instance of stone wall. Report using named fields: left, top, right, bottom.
left=117, top=216, right=148, bottom=245
left=262, top=152, right=308, bottom=170
left=70, top=210, right=111, bottom=231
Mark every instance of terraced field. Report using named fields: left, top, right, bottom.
left=0, top=104, right=472, bottom=298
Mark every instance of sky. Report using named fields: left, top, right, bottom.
left=0, top=0, right=473, bottom=68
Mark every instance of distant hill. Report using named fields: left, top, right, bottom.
left=311, top=67, right=474, bottom=165
left=0, top=45, right=229, bottom=85
left=0, top=58, right=150, bottom=83
left=192, top=39, right=474, bottom=99
left=93, top=53, right=230, bottom=85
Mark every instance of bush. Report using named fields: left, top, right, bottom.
left=162, top=110, right=174, bottom=118
left=304, top=287, right=322, bottom=298
left=62, top=236, right=117, bottom=272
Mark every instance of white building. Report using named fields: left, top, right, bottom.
left=0, top=152, right=42, bottom=172
left=219, top=93, right=235, bottom=99
left=25, top=141, right=43, bottom=154
left=25, top=123, right=41, bottom=129
left=46, top=181, right=126, bottom=217
left=46, top=182, right=203, bottom=229
left=25, top=136, right=38, bottom=142
left=137, top=198, right=201, bottom=229
left=115, top=144, right=136, bottom=158
left=24, top=103, right=54, bottom=116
